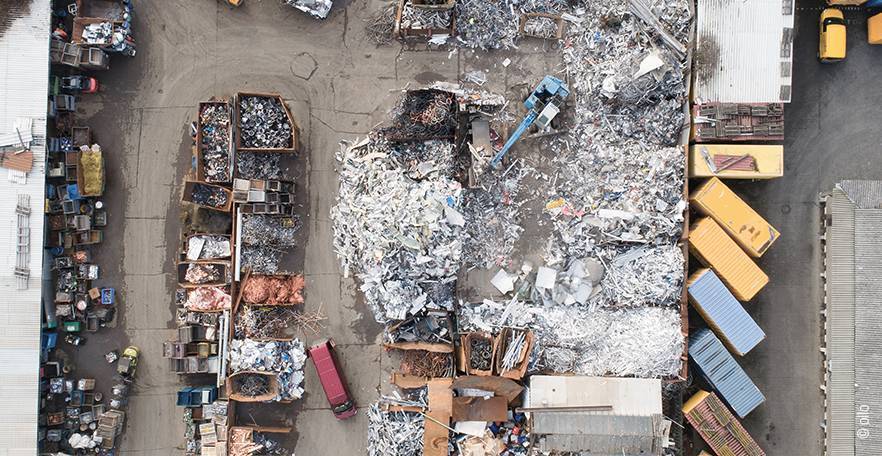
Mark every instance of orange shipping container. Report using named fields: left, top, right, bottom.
left=689, top=217, right=768, bottom=301
left=690, top=177, right=780, bottom=257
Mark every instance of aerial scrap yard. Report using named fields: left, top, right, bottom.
left=12, top=0, right=820, bottom=455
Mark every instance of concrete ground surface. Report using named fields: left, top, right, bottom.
left=72, top=0, right=560, bottom=454
left=67, top=0, right=874, bottom=454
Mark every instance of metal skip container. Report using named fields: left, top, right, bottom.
left=689, top=328, right=765, bottom=419
left=689, top=217, right=768, bottom=301
left=690, top=177, right=780, bottom=258
left=687, top=268, right=765, bottom=356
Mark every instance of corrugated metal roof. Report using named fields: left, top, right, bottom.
left=839, top=180, right=882, bottom=209
left=688, top=269, right=765, bottom=356
left=0, top=0, right=51, bottom=453
left=528, top=376, right=666, bottom=454
left=825, top=188, right=856, bottom=456
left=689, top=328, right=765, bottom=418
left=695, top=0, right=794, bottom=103
left=534, top=414, right=662, bottom=455
left=854, top=209, right=882, bottom=454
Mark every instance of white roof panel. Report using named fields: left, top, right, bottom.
left=0, top=0, right=51, bottom=453
left=695, top=0, right=794, bottom=103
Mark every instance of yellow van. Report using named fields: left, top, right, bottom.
left=690, top=177, right=780, bottom=258
left=820, top=8, right=846, bottom=62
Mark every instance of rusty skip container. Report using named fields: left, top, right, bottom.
left=688, top=268, right=765, bottom=356
left=689, top=217, right=768, bottom=301
left=690, top=177, right=780, bottom=257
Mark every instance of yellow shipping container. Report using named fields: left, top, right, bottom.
left=688, top=144, right=783, bottom=179
left=869, top=13, right=882, bottom=45
left=690, top=177, right=780, bottom=258
left=689, top=217, right=769, bottom=301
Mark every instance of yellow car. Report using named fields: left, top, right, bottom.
left=820, top=8, right=846, bottom=62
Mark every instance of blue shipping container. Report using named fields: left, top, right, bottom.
left=688, top=268, right=765, bottom=356
left=689, top=328, right=765, bottom=418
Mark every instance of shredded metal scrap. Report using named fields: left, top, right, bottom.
left=367, top=403, right=425, bottom=456
left=200, top=103, right=232, bottom=182
left=401, top=3, right=452, bottom=30
left=228, top=339, right=307, bottom=401
left=237, top=152, right=283, bottom=180
left=458, top=300, right=683, bottom=377
left=598, top=244, right=683, bottom=308
left=191, top=183, right=229, bottom=208
left=284, top=0, right=333, bottom=19
left=331, top=138, right=464, bottom=323
left=241, top=214, right=300, bottom=246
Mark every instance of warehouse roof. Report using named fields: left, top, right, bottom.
left=0, top=0, right=51, bottom=453
left=823, top=181, right=882, bottom=456
left=528, top=376, right=668, bottom=455
left=695, top=0, right=794, bottom=103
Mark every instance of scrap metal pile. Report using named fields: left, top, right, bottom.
left=239, top=96, right=293, bottom=150
left=237, top=152, right=283, bottom=179
left=454, top=0, right=568, bottom=49
left=191, top=182, right=230, bottom=208
left=458, top=299, right=683, bottom=377
left=239, top=214, right=301, bottom=274
left=199, top=103, right=232, bottom=183
left=234, top=305, right=326, bottom=339
left=331, top=137, right=464, bottom=323
left=241, top=274, right=305, bottom=305
left=228, top=339, right=307, bottom=401
left=367, top=402, right=425, bottom=456
left=284, top=0, right=333, bottom=19
left=186, top=235, right=231, bottom=261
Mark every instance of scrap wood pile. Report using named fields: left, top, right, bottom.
left=229, top=428, right=287, bottom=456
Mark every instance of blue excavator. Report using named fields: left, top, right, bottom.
left=489, top=75, right=570, bottom=168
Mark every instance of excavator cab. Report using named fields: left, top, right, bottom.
left=820, top=8, right=846, bottom=62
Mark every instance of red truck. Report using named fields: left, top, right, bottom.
left=307, top=339, right=356, bottom=419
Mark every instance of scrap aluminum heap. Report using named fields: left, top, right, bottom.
left=367, top=396, right=427, bottom=456
left=458, top=299, right=683, bottom=377
left=454, top=0, right=569, bottom=50
left=331, top=137, right=464, bottom=323
left=462, top=164, right=528, bottom=269
left=239, top=96, right=293, bottom=149
left=546, top=0, right=691, bottom=262
left=400, top=3, right=453, bottom=31
left=237, top=152, right=283, bottom=180
left=284, top=0, right=333, bottom=19
left=227, top=339, right=307, bottom=401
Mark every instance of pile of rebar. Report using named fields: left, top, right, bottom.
left=400, top=350, right=453, bottom=378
